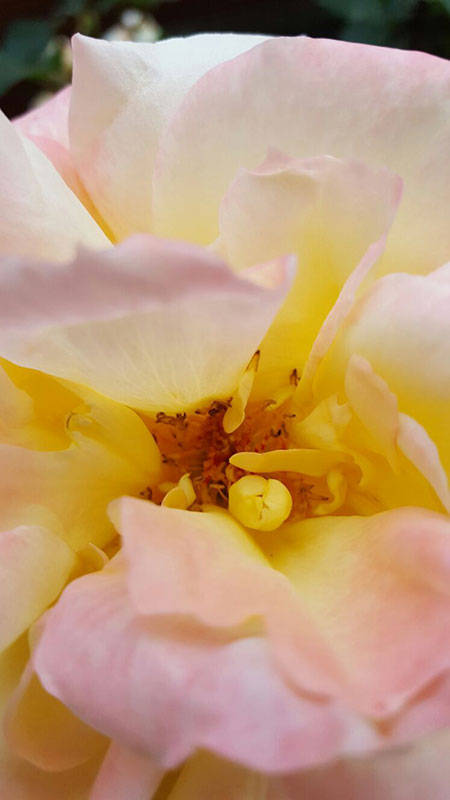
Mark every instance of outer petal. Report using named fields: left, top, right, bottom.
left=153, top=37, right=450, bottom=276
left=14, top=88, right=102, bottom=222
left=14, top=87, right=71, bottom=151
left=314, top=268, right=450, bottom=480
left=116, top=498, right=450, bottom=729
left=214, top=152, right=400, bottom=393
left=0, top=526, right=76, bottom=651
left=0, top=111, right=108, bottom=261
left=34, top=565, right=374, bottom=772
left=70, top=33, right=266, bottom=240
left=258, top=507, right=450, bottom=719
left=111, top=497, right=344, bottom=696
left=268, top=728, right=450, bottom=800
left=0, top=236, right=292, bottom=414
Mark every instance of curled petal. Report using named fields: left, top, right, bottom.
left=0, top=397, right=159, bottom=550
left=0, top=111, right=108, bottom=261
left=13, top=88, right=97, bottom=219
left=154, top=37, right=450, bottom=277
left=314, top=268, right=450, bottom=480
left=260, top=507, right=450, bottom=718
left=70, top=33, right=266, bottom=240
left=268, top=728, right=450, bottom=800
left=0, top=236, right=292, bottom=414
left=214, top=153, right=401, bottom=393
left=0, top=526, right=76, bottom=651
left=34, top=567, right=374, bottom=772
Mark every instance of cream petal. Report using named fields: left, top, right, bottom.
left=14, top=87, right=104, bottom=224
left=0, top=111, right=108, bottom=260
left=153, top=37, right=450, bottom=277
left=214, top=153, right=401, bottom=392
left=0, top=236, right=292, bottom=414
left=70, top=33, right=266, bottom=240
left=314, top=269, right=450, bottom=480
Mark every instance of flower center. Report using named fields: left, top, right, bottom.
left=146, top=394, right=339, bottom=528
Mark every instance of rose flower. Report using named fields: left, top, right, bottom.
left=0, top=33, right=450, bottom=800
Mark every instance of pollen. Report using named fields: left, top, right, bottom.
left=146, top=387, right=338, bottom=525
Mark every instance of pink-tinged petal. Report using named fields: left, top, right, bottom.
left=430, top=261, right=450, bottom=283
left=14, top=87, right=71, bottom=150
left=89, top=743, right=162, bottom=800
left=314, top=269, right=450, bottom=478
left=214, top=153, right=400, bottom=395
left=0, top=236, right=292, bottom=414
left=34, top=566, right=376, bottom=772
left=111, top=497, right=343, bottom=696
left=0, top=111, right=108, bottom=261
left=260, top=507, right=450, bottom=719
left=115, top=499, right=450, bottom=730
left=14, top=88, right=102, bottom=223
left=4, top=658, right=106, bottom=771
left=70, top=33, right=266, bottom=240
left=0, top=526, right=76, bottom=651
left=268, top=728, right=450, bottom=800
left=153, top=37, right=450, bottom=276
left=216, top=153, right=400, bottom=273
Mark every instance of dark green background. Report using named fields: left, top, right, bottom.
left=1, top=0, right=450, bottom=117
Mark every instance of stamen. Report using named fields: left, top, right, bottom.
left=146, top=371, right=354, bottom=525
left=229, top=448, right=349, bottom=476
left=223, top=351, right=260, bottom=434
left=313, top=469, right=347, bottom=515
left=161, top=473, right=196, bottom=510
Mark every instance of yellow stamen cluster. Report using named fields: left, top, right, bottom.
left=146, top=389, right=341, bottom=528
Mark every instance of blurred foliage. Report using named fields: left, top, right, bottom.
left=1, top=0, right=450, bottom=115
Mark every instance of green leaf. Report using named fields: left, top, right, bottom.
left=384, top=0, right=419, bottom=22
left=0, top=51, right=31, bottom=95
left=2, top=19, right=54, bottom=65
left=317, top=0, right=386, bottom=24
left=55, top=0, right=87, bottom=16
